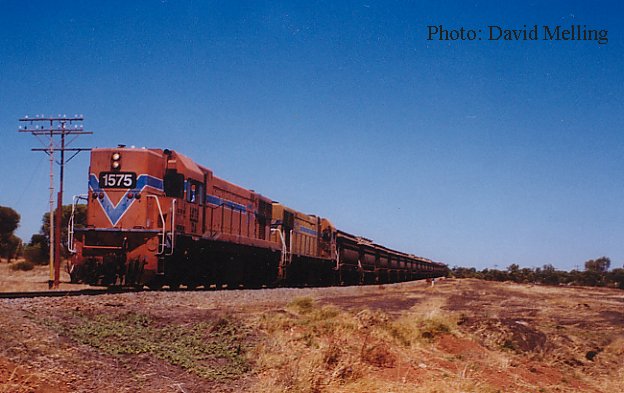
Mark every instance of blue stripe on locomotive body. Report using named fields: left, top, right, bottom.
left=88, top=173, right=164, bottom=226
left=298, top=225, right=317, bottom=236
left=205, top=194, right=247, bottom=213
left=89, top=173, right=164, bottom=193
left=142, top=175, right=164, bottom=191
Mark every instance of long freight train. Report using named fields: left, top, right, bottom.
left=67, top=147, right=447, bottom=289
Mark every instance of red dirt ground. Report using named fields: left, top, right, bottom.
left=0, top=264, right=622, bottom=392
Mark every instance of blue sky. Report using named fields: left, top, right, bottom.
left=1, top=1, right=622, bottom=270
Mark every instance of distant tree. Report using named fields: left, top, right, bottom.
left=30, top=233, right=48, bottom=247
left=542, top=264, right=555, bottom=272
left=580, top=270, right=603, bottom=287
left=0, top=234, right=22, bottom=262
left=519, top=267, right=535, bottom=283
left=585, top=257, right=611, bottom=273
left=23, top=234, right=49, bottom=264
left=540, top=264, right=561, bottom=285
left=451, top=260, right=623, bottom=290
left=0, top=206, right=20, bottom=236
left=577, top=257, right=611, bottom=287
left=480, top=268, right=507, bottom=282
left=607, top=268, right=624, bottom=290
left=507, top=264, right=521, bottom=282
left=0, top=206, right=21, bottom=262
left=566, top=268, right=582, bottom=285
left=451, top=266, right=478, bottom=278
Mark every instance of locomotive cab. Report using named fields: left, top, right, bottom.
left=69, top=147, right=174, bottom=286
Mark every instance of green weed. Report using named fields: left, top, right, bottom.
left=68, top=312, right=248, bottom=380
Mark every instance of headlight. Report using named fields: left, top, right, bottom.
left=111, top=152, right=121, bottom=170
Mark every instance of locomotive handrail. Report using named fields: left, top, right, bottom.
left=146, top=195, right=166, bottom=255
left=67, top=194, right=88, bottom=254
left=165, top=199, right=176, bottom=256
left=270, top=228, right=292, bottom=280
left=82, top=244, right=123, bottom=250
left=335, top=248, right=340, bottom=270
left=207, top=202, right=247, bottom=237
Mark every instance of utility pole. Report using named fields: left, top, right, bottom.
left=18, top=115, right=92, bottom=289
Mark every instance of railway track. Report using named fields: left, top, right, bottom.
left=0, top=279, right=434, bottom=299
left=0, top=284, right=274, bottom=299
left=0, top=287, right=146, bottom=299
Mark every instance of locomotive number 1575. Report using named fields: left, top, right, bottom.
left=99, top=172, right=137, bottom=188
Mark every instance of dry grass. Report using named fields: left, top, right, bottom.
left=249, top=297, right=466, bottom=393
left=1, top=276, right=622, bottom=392
left=0, top=366, right=27, bottom=393
left=592, top=337, right=624, bottom=391
left=0, top=360, right=46, bottom=393
left=0, top=259, right=91, bottom=292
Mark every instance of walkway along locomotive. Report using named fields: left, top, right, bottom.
left=67, top=147, right=447, bottom=288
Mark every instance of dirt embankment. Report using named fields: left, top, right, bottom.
left=0, top=265, right=622, bottom=392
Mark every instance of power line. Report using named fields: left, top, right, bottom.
left=13, top=155, right=44, bottom=208
left=18, top=114, right=93, bottom=289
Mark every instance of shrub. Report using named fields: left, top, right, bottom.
left=288, top=297, right=315, bottom=314
left=23, top=244, right=48, bottom=265
left=11, top=260, right=34, bottom=271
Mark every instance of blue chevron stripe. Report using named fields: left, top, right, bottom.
left=88, top=173, right=164, bottom=226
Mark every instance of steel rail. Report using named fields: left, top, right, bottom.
left=0, top=287, right=145, bottom=299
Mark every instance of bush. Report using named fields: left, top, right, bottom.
left=11, top=260, right=34, bottom=271
left=23, top=244, right=48, bottom=265
left=288, top=297, right=315, bottom=314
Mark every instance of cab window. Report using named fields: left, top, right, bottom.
left=164, top=170, right=184, bottom=198
left=186, top=179, right=204, bottom=204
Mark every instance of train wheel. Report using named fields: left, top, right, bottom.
left=147, top=279, right=163, bottom=290
left=186, top=281, right=198, bottom=290
left=227, top=281, right=241, bottom=290
left=204, top=277, right=214, bottom=290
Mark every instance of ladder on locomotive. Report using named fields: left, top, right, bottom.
left=147, top=195, right=176, bottom=256
left=271, top=227, right=292, bottom=280
left=67, top=194, right=89, bottom=253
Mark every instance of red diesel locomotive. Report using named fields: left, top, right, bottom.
left=68, top=147, right=447, bottom=288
